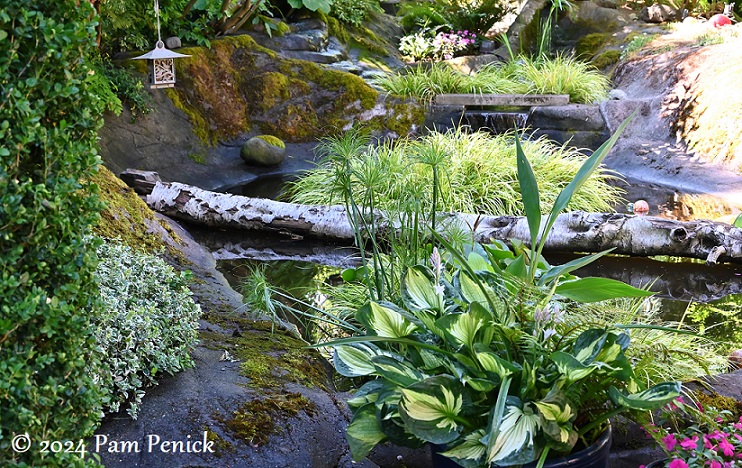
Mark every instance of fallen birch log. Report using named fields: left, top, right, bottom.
left=147, top=182, right=742, bottom=265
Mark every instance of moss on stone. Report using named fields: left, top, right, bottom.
left=221, top=393, right=316, bottom=447
left=255, top=134, right=286, bottom=148
left=591, top=49, right=622, bottom=69
left=93, top=166, right=167, bottom=250
left=693, top=391, right=742, bottom=417
left=202, top=427, right=235, bottom=457
left=576, top=33, right=611, bottom=60
left=256, top=72, right=292, bottom=112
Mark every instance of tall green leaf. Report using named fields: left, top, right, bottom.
left=555, top=277, right=653, bottom=303
left=515, top=130, right=541, bottom=248
left=539, top=113, right=636, bottom=253
left=537, top=249, right=614, bottom=286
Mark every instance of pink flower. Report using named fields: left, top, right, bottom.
left=680, top=435, right=699, bottom=450
left=710, top=461, right=722, bottom=468
left=704, top=435, right=714, bottom=449
left=663, top=434, right=678, bottom=451
left=718, top=437, right=735, bottom=456
left=669, top=459, right=689, bottom=468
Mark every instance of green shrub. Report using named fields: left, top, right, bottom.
left=0, top=2, right=106, bottom=466
left=399, top=0, right=510, bottom=37
left=331, top=0, right=382, bottom=26
left=94, top=240, right=201, bottom=419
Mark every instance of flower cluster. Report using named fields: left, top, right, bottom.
left=431, top=30, right=477, bottom=60
left=642, top=398, right=742, bottom=468
left=399, top=29, right=478, bottom=62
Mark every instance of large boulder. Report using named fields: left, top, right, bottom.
left=640, top=3, right=678, bottom=23
left=240, top=135, right=287, bottom=166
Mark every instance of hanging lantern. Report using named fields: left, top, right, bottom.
left=131, top=0, right=189, bottom=89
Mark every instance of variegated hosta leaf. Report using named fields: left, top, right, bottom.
left=467, top=251, right=493, bottom=272
left=486, top=400, right=542, bottom=465
left=572, top=329, right=608, bottom=364
left=609, top=382, right=681, bottom=410
left=458, top=270, right=492, bottom=306
left=334, top=342, right=388, bottom=377
left=357, top=301, right=417, bottom=338
left=436, top=304, right=490, bottom=350
left=347, top=380, right=384, bottom=410
left=473, top=345, right=517, bottom=380
left=550, top=351, right=597, bottom=382
left=439, top=430, right=488, bottom=466
left=401, top=265, right=444, bottom=313
left=594, top=331, right=630, bottom=364
left=371, top=355, right=425, bottom=387
left=399, top=376, right=464, bottom=444
left=534, top=396, right=577, bottom=451
left=419, top=347, right=450, bottom=371
left=347, top=403, right=386, bottom=461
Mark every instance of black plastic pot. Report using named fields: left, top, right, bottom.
left=432, top=424, right=613, bottom=468
left=644, top=460, right=668, bottom=468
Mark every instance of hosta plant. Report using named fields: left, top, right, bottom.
left=318, top=116, right=683, bottom=467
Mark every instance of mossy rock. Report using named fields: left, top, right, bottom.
left=576, top=33, right=611, bottom=60
left=164, top=33, right=420, bottom=145
left=241, top=135, right=287, bottom=166
left=591, top=49, right=622, bottom=69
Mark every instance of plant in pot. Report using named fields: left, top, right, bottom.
left=316, top=117, right=682, bottom=468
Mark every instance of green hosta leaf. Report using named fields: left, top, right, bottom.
left=505, top=254, right=527, bottom=278
left=734, top=213, right=742, bottom=229
left=550, top=351, right=597, bottom=382
left=572, top=329, right=608, bottom=364
left=347, top=403, right=386, bottom=460
left=467, top=252, right=492, bottom=272
left=486, top=399, right=542, bottom=466
left=371, top=355, right=425, bottom=387
left=515, top=130, right=541, bottom=247
left=609, top=382, right=681, bottom=410
left=402, top=266, right=444, bottom=313
left=399, top=376, right=464, bottom=444
left=439, top=430, right=487, bottom=466
left=347, top=380, right=384, bottom=409
left=419, top=348, right=450, bottom=371
left=334, top=342, right=386, bottom=377
left=555, top=277, right=653, bottom=303
left=358, top=302, right=417, bottom=338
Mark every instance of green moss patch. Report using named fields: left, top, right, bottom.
left=591, top=49, right=622, bottom=69
left=221, top=393, right=316, bottom=447
left=576, top=33, right=611, bottom=60
left=255, top=134, right=286, bottom=148
left=92, top=166, right=181, bottom=255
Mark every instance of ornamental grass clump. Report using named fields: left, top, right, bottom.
left=285, top=126, right=622, bottom=218
left=373, top=54, right=610, bottom=104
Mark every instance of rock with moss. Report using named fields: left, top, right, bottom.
left=241, top=135, right=287, bottom=166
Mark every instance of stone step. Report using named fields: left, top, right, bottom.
left=435, top=93, right=570, bottom=107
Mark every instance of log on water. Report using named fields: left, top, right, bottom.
left=147, top=182, right=742, bottom=265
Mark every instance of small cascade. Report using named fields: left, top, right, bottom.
left=463, top=110, right=530, bottom=134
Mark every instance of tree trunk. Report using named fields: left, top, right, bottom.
left=147, top=182, right=742, bottom=265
